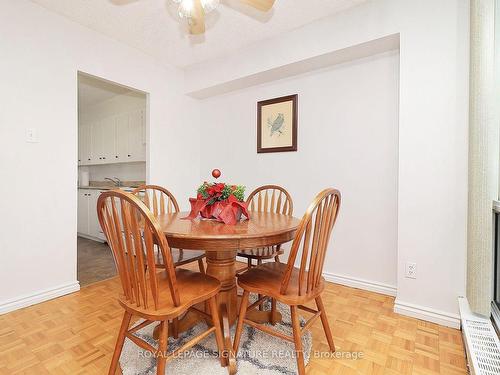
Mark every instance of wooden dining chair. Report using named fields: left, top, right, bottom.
left=97, top=190, right=226, bottom=375
left=233, top=188, right=341, bottom=375
left=132, top=185, right=206, bottom=274
left=237, top=185, right=293, bottom=270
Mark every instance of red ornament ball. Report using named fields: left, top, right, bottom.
left=212, top=169, right=221, bottom=179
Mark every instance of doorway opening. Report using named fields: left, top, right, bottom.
left=77, top=72, right=148, bottom=286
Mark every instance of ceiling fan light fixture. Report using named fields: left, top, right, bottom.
left=200, top=0, right=219, bottom=14
left=176, top=0, right=195, bottom=19
left=171, top=0, right=274, bottom=35
left=173, top=0, right=219, bottom=20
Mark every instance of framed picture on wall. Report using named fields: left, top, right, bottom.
left=257, top=94, right=298, bottom=153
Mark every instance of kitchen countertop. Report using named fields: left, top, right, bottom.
left=78, top=185, right=142, bottom=191
left=78, top=180, right=144, bottom=191
left=78, top=186, right=135, bottom=191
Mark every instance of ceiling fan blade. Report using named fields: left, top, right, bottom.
left=189, top=0, right=206, bottom=35
left=240, top=0, right=275, bottom=12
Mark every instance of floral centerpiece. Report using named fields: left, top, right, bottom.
left=183, top=170, right=250, bottom=225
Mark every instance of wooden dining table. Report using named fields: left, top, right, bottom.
left=156, top=210, right=300, bottom=373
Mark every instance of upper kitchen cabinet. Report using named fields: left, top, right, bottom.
left=78, top=124, right=92, bottom=165
left=115, top=109, right=146, bottom=163
left=100, top=116, right=117, bottom=163
left=115, top=113, right=129, bottom=162
left=90, top=121, right=103, bottom=163
left=79, top=109, right=145, bottom=166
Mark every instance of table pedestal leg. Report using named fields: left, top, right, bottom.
left=205, top=250, right=238, bottom=325
left=206, top=250, right=238, bottom=374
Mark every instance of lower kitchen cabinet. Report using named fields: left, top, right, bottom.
left=78, top=189, right=106, bottom=241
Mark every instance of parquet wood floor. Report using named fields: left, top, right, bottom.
left=0, top=262, right=468, bottom=375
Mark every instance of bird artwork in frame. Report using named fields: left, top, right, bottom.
left=257, top=94, right=298, bottom=153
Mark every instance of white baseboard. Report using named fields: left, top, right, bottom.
left=322, top=272, right=460, bottom=329
left=77, top=233, right=105, bottom=243
left=323, top=272, right=397, bottom=296
left=394, top=299, right=461, bottom=329
left=0, top=282, right=80, bottom=315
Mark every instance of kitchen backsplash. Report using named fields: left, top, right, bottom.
left=87, top=180, right=145, bottom=188
left=79, top=162, right=146, bottom=184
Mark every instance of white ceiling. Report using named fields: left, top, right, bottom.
left=31, top=0, right=367, bottom=68
left=78, top=74, right=132, bottom=109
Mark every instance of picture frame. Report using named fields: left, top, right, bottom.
left=257, top=94, right=298, bottom=153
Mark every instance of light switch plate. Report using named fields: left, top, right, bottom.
left=26, top=128, right=39, bottom=143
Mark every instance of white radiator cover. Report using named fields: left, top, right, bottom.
left=458, top=297, right=500, bottom=375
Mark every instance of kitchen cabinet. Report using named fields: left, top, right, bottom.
left=90, top=121, right=103, bottom=164
left=79, top=108, right=145, bottom=166
left=77, top=189, right=106, bottom=241
left=102, top=117, right=116, bottom=162
left=88, top=191, right=105, bottom=240
left=115, top=113, right=129, bottom=161
left=78, top=127, right=83, bottom=165
left=78, top=124, right=92, bottom=165
left=77, top=189, right=89, bottom=234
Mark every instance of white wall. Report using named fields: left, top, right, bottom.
left=188, top=0, right=469, bottom=327
left=0, top=0, right=200, bottom=312
left=199, top=51, right=399, bottom=290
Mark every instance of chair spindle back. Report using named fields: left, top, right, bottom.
left=132, top=185, right=179, bottom=217
left=280, top=188, right=341, bottom=296
left=246, top=185, right=293, bottom=216
left=97, top=190, right=180, bottom=310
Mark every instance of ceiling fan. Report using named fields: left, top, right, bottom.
left=172, top=0, right=276, bottom=35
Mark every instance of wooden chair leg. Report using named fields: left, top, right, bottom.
left=271, top=298, right=278, bottom=325
left=172, top=317, right=179, bottom=339
left=198, top=258, right=205, bottom=274
left=108, top=311, right=132, bottom=375
left=291, top=306, right=306, bottom=375
left=247, top=258, right=252, bottom=269
left=274, top=255, right=280, bottom=262
left=156, top=321, right=168, bottom=375
left=315, top=295, right=335, bottom=352
left=233, top=290, right=250, bottom=354
left=208, top=296, right=228, bottom=367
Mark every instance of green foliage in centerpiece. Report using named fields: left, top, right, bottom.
left=197, top=182, right=245, bottom=205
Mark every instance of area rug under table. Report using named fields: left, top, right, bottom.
left=119, top=300, right=312, bottom=375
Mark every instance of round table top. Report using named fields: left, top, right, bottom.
left=157, top=211, right=301, bottom=251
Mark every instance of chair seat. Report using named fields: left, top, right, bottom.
left=237, top=262, right=324, bottom=305
left=119, top=268, right=220, bottom=320
left=171, top=248, right=205, bottom=267
left=237, top=246, right=284, bottom=260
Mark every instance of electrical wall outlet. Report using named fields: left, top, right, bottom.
left=405, top=262, right=417, bottom=279
left=26, top=128, right=39, bottom=143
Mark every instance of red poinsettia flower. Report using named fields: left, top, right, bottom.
left=214, top=183, right=225, bottom=192
left=206, top=183, right=225, bottom=198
